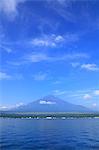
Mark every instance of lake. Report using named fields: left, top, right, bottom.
left=0, top=118, right=99, bottom=150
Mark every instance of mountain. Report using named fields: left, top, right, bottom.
left=12, top=95, right=91, bottom=112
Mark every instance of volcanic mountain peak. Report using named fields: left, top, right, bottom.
left=6, top=95, right=91, bottom=112
left=34, top=95, right=67, bottom=106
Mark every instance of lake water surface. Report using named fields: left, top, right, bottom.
left=0, top=118, right=99, bottom=150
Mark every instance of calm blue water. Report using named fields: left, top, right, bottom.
left=0, top=118, right=99, bottom=150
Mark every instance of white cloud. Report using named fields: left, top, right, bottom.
left=81, top=64, right=99, bottom=71
left=31, top=33, right=79, bottom=47
left=0, top=72, right=23, bottom=80
left=82, top=89, right=99, bottom=101
left=26, top=53, right=50, bottom=63
left=39, top=100, right=56, bottom=105
left=7, top=52, right=89, bottom=67
left=26, top=52, right=88, bottom=63
left=83, top=94, right=92, bottom=100
left=64, top=34, right=79, bottom=43
left=32, top=38, right=55, bottom=47
left=0, top=105, right=8, bottom=110
left=49, top=0, right=75, bottom=23
left=92, top=103, right=97, bottom=107
left=71, top=63, right=99, bottom=72
left=52, top=89, right=99, bottom=99
left=0, top=0, right=26, bottom=18
left=0, top=72, right=11, bottom=80
left=53, top=90, right=66, bottom=96
left=0, top=102, right=24, bottom=110
left=7, top=61, right=26, bottom=66
left=0, top=45, right=12, bottom=53
left=31, top=34, right=64, bottom=47
left=63, top=53, right=89, bottom=60
left=33, top=72, right=48, bottom=81
left=94, top=90, right=99, bottom=96
left=15, top=102, right=24, bottom=107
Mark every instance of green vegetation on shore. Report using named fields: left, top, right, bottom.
left=0, top=112, right=99, bottom=119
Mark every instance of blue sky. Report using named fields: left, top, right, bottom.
left=0, top=0, right=99, bottom=110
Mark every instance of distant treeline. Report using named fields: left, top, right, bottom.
left=0, top=112, right=99, bottom=119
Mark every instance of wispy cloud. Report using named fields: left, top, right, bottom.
left=53, top=90, right=67, bottom=96
left=0, top=0, right=26, bottom=19
left=52, top=89, right=92, bottom=98
left=52, top=80, right=62, bottom=85
left=81, top=64, right=99, bottom=71
left=0, top=72, right=23, bottom=80
left=7, top=51, right=89, bottom=67
left=0, top=102, right=24, bottom=110
left=33, top=72, right=48, bottom=81
left=49, top=0, right=99, bottom=32
left=48, top=0, right=76, bottom=23
left=26, top=53, right=50, bottom=63
left=0, top=44, right=12, bottom=53
left=53, top=88, right=99, bottom=100
left=71, top=62, right=80, bottom=68
left=82, top=89, right=99, bottom=101
left=0, top=72, right=11, bottom=80
left=25, top=52, right=89, bottom=63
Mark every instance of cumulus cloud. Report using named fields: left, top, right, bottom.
left=81, top=64, right=99, bottom=71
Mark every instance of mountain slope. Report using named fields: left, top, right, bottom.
left=13, top=95, right=91, bottom=112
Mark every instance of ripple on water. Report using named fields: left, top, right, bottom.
left=0, top=118, right=99, bottom=150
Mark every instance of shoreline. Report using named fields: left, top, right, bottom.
left=0, top=112, right=99, bottom=119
